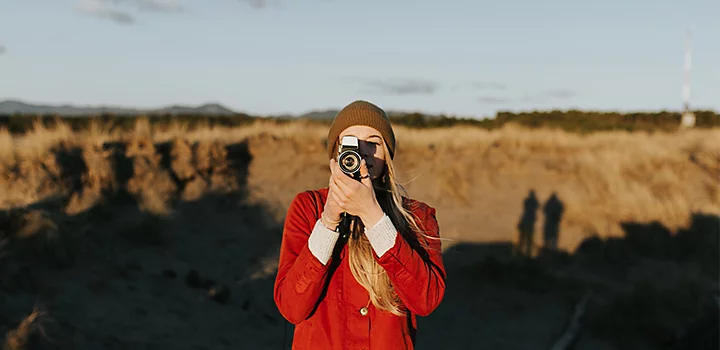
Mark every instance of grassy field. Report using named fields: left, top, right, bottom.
left=1, top=118, right=718, bottom=247
left=0, top=118, right=718, bottom=349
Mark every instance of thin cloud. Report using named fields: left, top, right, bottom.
left=471, top=81, right=507, bottom=90
left=75, top=0, right=185, bottom=24
left=476, top=96, right=510, bottom=104
left=76, top=0, right=137, bottom=24
left=478, top=88, right=578, bottom=104
left=358, top=78, right=440, bottom=95
left=0, top=45, right=6, bottom=55
left=451, top=81, right=507, bottom=91
left=240, top=0, right=270, bottom=9
left=541, top=88, right=577, bottom=99
left=523, top=89, right=578, bottom=103
left=134, top=0, right=185, bottom=13
left=518, top=94, right=536, bottom=103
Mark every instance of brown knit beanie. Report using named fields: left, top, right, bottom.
left=327, top=100, right=396, bottom=160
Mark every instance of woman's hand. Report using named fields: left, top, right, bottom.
left=321, top=187, right=343, bottom=230
left=328, top=158, right=385, bottom=228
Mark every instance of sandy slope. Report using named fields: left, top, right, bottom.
left=0, top=126, right=718, bottom=350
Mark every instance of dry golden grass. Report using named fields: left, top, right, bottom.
left=2, top=306, right=48, bottom=350
left=0, top=118, right=717, bottom=350
left=0, top=118, right=718, bottom=251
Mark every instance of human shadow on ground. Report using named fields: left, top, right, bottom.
left=516, top=189, right=539, bottom=257
left=542, top=192, right=564, bottom=252
left=517, top=190, right=566, bottom=257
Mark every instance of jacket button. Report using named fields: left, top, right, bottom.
left=359, top=307, right=368, bottom=316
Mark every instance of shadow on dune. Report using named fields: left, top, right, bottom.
left=516, top=189, right=539, bottom=257
left=416, top=210, right=719, bottom=350
left=0, top=139, right=288, bottom=350
left=542, top=192, right=563, bottom=252
left=516, top=190, right=566, bottom=258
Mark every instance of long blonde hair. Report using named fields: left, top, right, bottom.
left=334, top=139, right=441, bottom=316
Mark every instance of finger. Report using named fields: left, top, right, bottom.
left=329, top=159, right=343, bottom=189
left=330, top=189, right=346, bottom=209
left=330, top=175, right=348, bottom=197
left=330, top=159, right=343, bottom=182
left=331, top=167, right=352, bottom=196
left=329, top=177, right=343, bottom=198
left=329, top=158, right=338, bottom=177
left=359, top=159, right=372, bottom=187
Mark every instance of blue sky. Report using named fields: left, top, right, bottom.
left=0, top=0, right=718, bottom=118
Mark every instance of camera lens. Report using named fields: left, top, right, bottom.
left=338, top=151, right=361, bottom=174
left=343, top=156, right=357, bottom=169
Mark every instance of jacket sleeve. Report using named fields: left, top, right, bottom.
left=273, top=191, right=333, bottom=324
left=373, top=205, right=446, bottom=316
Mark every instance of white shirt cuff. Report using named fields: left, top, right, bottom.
left=364, top=214, right=398, bottom=258
left=308, top=220, right=340, bottom=265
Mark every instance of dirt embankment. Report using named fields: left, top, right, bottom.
left=0, top=124, right=718, bottom=349
left=1, top=135, right=287, bottom=349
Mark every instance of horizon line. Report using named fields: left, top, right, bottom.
left=1, top=98, right=719, bottom=118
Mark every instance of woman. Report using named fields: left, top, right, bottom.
left=273, top=100, right=446, bottom=349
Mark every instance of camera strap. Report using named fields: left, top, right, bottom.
left=338, top=212, right=364, bottom=241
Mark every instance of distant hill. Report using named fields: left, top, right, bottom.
left=297, top=109, right=339, bottom=120
left=0, top=100, right=238, bottom=116
left=0, top=100, right=452, bottom=121
left=297, top=109, right=411, bottom=121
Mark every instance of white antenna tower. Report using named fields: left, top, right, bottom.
left=680, top=26, right=696, bottom=128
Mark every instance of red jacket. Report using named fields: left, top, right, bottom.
left=273, top=188, right=446, bottom=350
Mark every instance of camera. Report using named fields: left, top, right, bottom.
left=337, top=136, right=362, bottom=181
left=336, top=135, right=363, bottom=238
